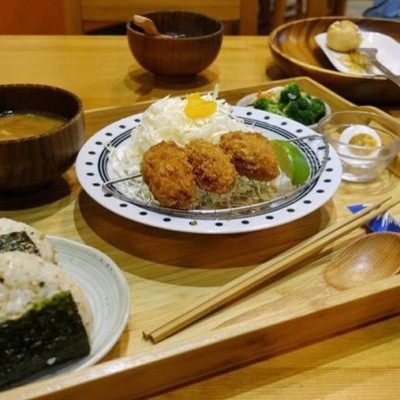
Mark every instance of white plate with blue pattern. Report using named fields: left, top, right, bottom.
left=76, top=107, right=342, bottom=234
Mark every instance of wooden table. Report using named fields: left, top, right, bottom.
left=0, top=35, right=281, bottom=110
left=1, top=35, right=400, bottom=400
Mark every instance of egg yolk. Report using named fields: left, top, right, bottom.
left=184, top=93, right=217, bottom=119
left=349, top=133, right=378, bottom=155
left=349, top=133, right=378, bottom=147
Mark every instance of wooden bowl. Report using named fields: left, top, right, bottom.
left=269, top=17, right=400, bottom=105
left=127, top=11, right=223, bottom=77
left=0, top=84, right=84, bottom=193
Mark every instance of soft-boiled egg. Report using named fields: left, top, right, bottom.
left=338, top=125, right=382, bottom=161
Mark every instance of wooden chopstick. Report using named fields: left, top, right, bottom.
left=143, top=195, right=398, bottom=343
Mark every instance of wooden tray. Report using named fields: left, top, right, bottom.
left=3, top=77, right=400, bottom=400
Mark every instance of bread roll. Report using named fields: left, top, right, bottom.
left=326, top=20, right=362, bottom=52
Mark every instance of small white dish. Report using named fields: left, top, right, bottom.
left=315, top=31, right=400, bottom=76
left=236, top=87, right=331, bottom=130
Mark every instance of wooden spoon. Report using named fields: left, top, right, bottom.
left=132, top=15, right=171, bottom=39
left=216, top=232, right=400, bottom=330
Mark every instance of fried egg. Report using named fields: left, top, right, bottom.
left=338, top=125, right=382, bottom=161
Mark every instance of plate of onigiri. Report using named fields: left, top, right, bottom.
left=0, top=218, right=130, bottom=390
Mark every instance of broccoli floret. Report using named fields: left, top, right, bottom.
left=284, top=100, right=315, bottom=126
left=253, top=98, right=271, bottom=111
left=294, top=96, right=310, bottom=110
left=301, top=93, right=313, bottom=102
left=309, top=98, right=326, bottom=121
left=253, top=98, right=284, bottom=115
left=265, top=103, right=284, bottom=116
left=279, top=83, right=301, bottom=105
left=255, top=85, right=326, bottom=125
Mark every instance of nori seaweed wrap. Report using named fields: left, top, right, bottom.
left=0, top=252, right=91, bottom=389
left=0, top=218, right=57, bottom=263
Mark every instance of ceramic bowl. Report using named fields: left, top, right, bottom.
left=127, top=11, right=223, bottom=77
left=0, top=84, right=84, bottom=193
left=269, top=17, right=400, bottom=105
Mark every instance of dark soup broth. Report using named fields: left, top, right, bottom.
left=0, top=112, right=67, bottom=141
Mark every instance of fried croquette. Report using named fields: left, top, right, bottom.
left=185, top=139, right=237, bottom=194
left=141, top=141, right=196, bottom=208
left=219, top=131, right=279, bottom=181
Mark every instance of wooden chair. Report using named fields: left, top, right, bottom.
left=63, top=0, right=258, bottom=35
left=270, top=0, right=348, bottom=29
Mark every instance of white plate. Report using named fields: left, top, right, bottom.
left=76, top=106, right=342, bottom=235
left=236, top=86, right=331, bottom=130
left=14, top=236, right=130, bottom=386
left=315, top=31, right=400, bottom=76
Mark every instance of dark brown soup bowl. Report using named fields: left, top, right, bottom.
left=0, top=84, right=84, bottom=194
left=127, top=11, right=223, bottom=77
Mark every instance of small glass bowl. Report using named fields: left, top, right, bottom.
left=317, top=110, right=400, bottom=182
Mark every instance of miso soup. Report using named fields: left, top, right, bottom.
left=0, top=112, right=67, bottom=141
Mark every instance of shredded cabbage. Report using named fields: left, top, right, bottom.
left=109, top=89, right=253, bottom=177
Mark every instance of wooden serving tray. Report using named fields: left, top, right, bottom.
left=3, top=77, right=400, bottom=400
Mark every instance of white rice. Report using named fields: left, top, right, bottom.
left=0, top=252, right=92, bottom=336
left=0, top=218, right=57, bottom=263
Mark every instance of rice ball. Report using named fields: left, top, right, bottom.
left=0, top=218, right=57, bottom=263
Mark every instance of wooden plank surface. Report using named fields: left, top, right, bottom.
left=1, top=35, right=400, bottom=400
left=0, top=35, right=281, bottom=110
